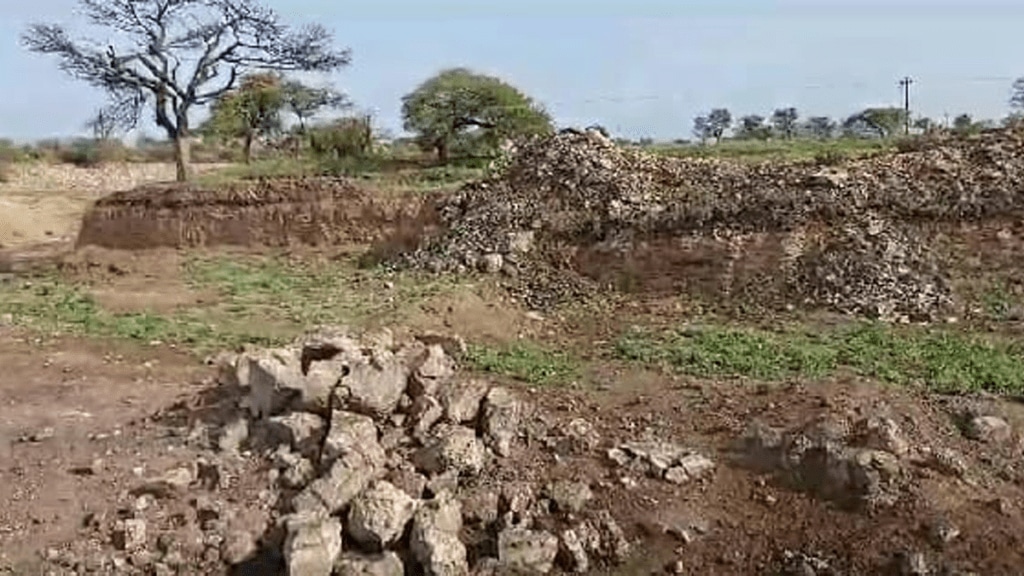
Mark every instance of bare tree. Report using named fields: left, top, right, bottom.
left=85, top=108, right=120, bottom=141
left=22, top=0, right=350, bottom=181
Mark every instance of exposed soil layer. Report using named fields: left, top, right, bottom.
left=76, top=178, right=436, bottom=251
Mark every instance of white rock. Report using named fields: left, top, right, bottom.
left=409, top=345, right=455, bottom=397
left=283, top=514, right=343, bottom=576
left=413, top=425, right=488, bottom=476
left=410, top=495, right=467, bottom=576
left=498, top=527, right=559, bottom=574
left=339, top=351, right=410, bottom=417
left=439, top=380, right=490, bottom=424
left=333, top=552, right=405, bottom=576
left=481, top=387, right=521, bottom=457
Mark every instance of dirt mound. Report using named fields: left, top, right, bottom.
left=390, top=127, right=1024, bottom=316
left=76, top=178, right=434, bottom=251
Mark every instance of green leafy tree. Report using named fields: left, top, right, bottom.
left=736, top=114, right=770, bottom=140
left=401, top=68, right=553, bottom=162
left=805, top=116, right=836, bottom=139
left=202, top=73, right=285, bottom=164
left=843, top=107, right=906, bottom=139
left=1011, top=78, right=1024, bottom=113
left=771, top=107, right=799, bottom=139
left=692, top=115, right=712, bottom=144
left=282, top=81, right=349, bottom=133
left=913, top=117, right=937, bottom=134
left=707, top=108, right=732, bottom=142
left=22, top=0, right=349, bottom=181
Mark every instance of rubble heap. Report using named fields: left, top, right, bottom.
left=789, top=212, right=954, bottom=321
left=391, top=126, right=1024, bottom=316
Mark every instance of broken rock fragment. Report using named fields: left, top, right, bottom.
left=546, top=481, right=594, bottom=514
left=334, top=552, right=405, bottom=576
left=482, top=387, right=522, bottom=457
left=244, top=348, right=306, bottom=418
left=409, top=344, right=455, bottom=397
left=413, top=424, right=488, bottom=477
left=322, top=410, right=385, bottom=468
left=410, top=495, right=468, bottom=576
left=266, top=412, right=326, bottom=458
left=293, top=451, right=382, bottom=515
left=283, top=514, right=343, bottom=576
left=338, top=350, right=410, bottom=417
left=498, top=527, right=559, bottom=574
left=347, top=481, right=419, bottom=550
left=439, top=379, right=490, bottom=424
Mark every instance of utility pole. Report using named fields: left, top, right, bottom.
left=899, top=76, right=913, bottom=134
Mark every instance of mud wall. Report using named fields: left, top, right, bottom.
left=75, top=178, right=437, bottom=250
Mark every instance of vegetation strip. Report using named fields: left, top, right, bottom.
left=614, top=323, right=1024, bottom=393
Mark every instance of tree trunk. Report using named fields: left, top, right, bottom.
left=244, top=133, right=254, bottom=165
left=173, top=134, right=191, bottom=182
left=436, top=140, right=449, bottom=164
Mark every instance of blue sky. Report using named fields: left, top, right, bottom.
left=1, top=0, right=1022, bottom=142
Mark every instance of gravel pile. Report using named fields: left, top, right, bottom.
left=391, top=126, right=1024, bottom=316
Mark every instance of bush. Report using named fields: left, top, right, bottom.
left=309, top=115, right=375, bottom=160
left=56, top=139, right=129, bottom=167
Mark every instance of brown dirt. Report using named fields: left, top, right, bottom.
left=0, top=327, right=211, bottom=571
left=75, top=178, right=436, bottom=251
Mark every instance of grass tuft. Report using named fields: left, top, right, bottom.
left=465, top=341, right=580, bottom=386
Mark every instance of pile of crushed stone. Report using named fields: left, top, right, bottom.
left=390, top=127, right=1024, bottom=317
left=788, top=213, right=955, bottom=321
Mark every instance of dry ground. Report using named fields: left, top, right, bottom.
left=3, top=167, right=1024, bottom=575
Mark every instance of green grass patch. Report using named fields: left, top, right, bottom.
left=465, top=341, right=581, bottom=386
left=0, top=254, right=463, bottom=355
left=614, top=322, right=1024, bottom=394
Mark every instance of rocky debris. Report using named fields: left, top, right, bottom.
left=409, top=344, right=455, bottom=397
left=31, top=327, right=645, bottom=575
left=791, top=212, right=953, bottom=321
left=266, top=412, right=326, bottom=458
left=608, top=440, right=715, bottom=484
left=558, top=529, right=590, bottom=573
left=387, top=127, right=1024, bottom=315
left=498, top=527, right=560, bottom=574
left=322, top=410, right=385, bottom=467
left=742, top=415, right=908, bottom=509
left=340, top=352, right=411, bottom=418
